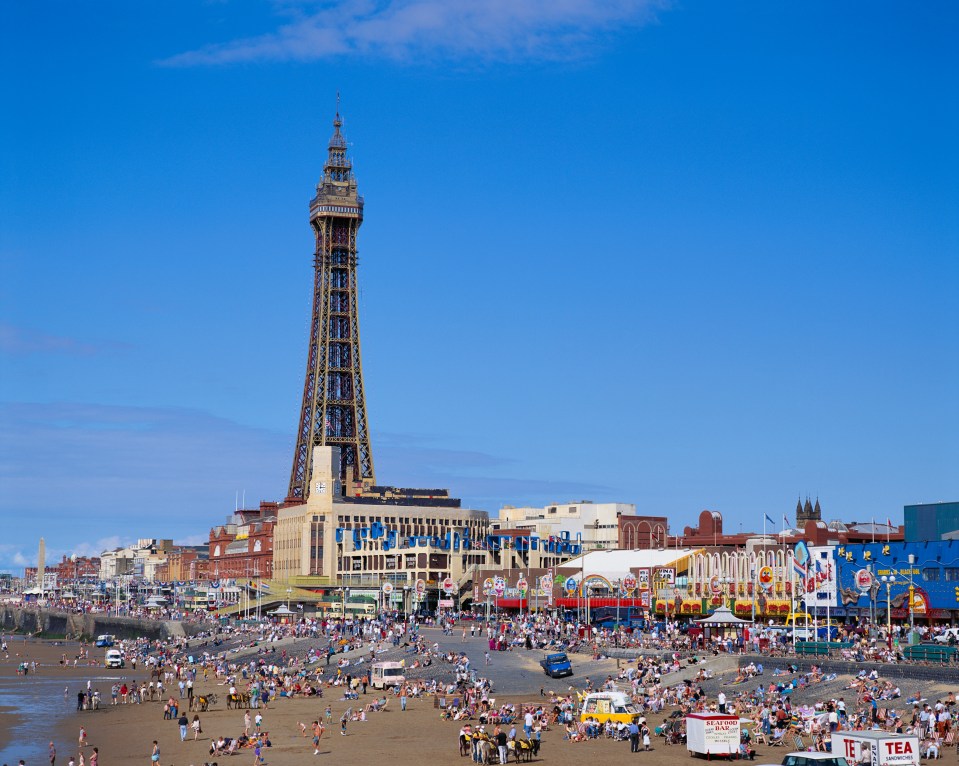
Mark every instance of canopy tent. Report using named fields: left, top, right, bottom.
left=695, top=606, right=754, bottom=625
left=268, top=605, right=297, bottom=616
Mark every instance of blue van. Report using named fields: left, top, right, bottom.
left=540, top=652, right=573, bottom=678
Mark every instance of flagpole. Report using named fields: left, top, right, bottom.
left=872, top=518, right=875, bottom=544
left=825, top=558, right=831, bottom=642
left=790, top=553, right=797, bottom=650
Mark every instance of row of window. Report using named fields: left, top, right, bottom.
left=925, top=567, right=959, bottom=582
left=336, top=515, right=482, bottom=526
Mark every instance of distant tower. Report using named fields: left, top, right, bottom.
left=37, top=537, right=46, bottom=591
left=288, top=109, right=375, bottom=500
left=795, top=495, right=822, bottom=527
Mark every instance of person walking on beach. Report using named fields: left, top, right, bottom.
left=79, top=727, right=87, bottom=747
left=340, top=712, right=348, bottom=736
left=150, top=741, right=160, bottom=766
left=49, top=741, right=56, bottom=766
left=312, top=719, right=325, bottom=755
left=192, top=714, right=202, bottom=740
left=178, top=712, right=189, bottom=741
left=244, top=711, right=252, bottom=736
left=255, top=711, right=263, bottom=732
left=89, top=748, right=98, bottom=766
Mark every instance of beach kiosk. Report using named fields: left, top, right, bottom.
left=832, top=731, right=920, bottom=766
left=687, top=712, right=740, bottom=758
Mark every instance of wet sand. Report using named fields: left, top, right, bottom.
left=0, top=636, right=128, bottom=763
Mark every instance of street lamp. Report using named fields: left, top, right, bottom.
left=615, top=578, right=622, bottom=631
left=880, top=575, right=896, bottom=649
left=286, top=586, right=292, bottom=611
left=907, top=554, right=916, bottom=639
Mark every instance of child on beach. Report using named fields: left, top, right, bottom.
left=312, top=720, right=325, bottom=754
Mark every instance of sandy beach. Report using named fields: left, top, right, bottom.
left=2, top=628, right=955, bottom=766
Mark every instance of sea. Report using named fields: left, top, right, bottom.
left=0, top=674, right=116, bottom=764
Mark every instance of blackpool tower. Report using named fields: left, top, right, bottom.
left=288, top=110, right=375, bottom=499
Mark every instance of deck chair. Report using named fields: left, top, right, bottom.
left=794, top=735, right=806, bottom=750
left=752, top=729, right=768, bottom=746
left=769, top=730, right=787, bottom=747
left=942, top=731, right=955, bottom=747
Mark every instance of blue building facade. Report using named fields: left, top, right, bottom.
left=831, top=540, right=959, bottom=621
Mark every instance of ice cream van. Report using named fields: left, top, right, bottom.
left=579, top=691, right=642, bottom=724
left=371, top=661, right=406, bottom=689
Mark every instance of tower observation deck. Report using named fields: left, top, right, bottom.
left=288, top=111, right=375, bottom=499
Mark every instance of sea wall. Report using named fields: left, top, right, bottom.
left=0, top=607, right=202, bottom=641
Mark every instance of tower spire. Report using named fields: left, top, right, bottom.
left=323, top=106, right=352, bottom=184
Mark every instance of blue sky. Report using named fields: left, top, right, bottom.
left=1, top=1, right=957, bottom=573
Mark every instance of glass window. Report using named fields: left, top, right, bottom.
left=922, top=568, right=940, bottom=582
left=944, top=568, right=959, bottom=582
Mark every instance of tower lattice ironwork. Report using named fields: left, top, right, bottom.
left=288, top=110, right=375, bottom=499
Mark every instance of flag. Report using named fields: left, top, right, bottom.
left=765, top=514, right=775, bottom=527
left=783, top=514, right=790, bottom=530
left=793, top=557, right=807, bottom=580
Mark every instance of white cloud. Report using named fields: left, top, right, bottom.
left=161, top=0, right=667, bottom=66
left=0, top=323, right=127, bottom=357
left=69, top=537, right=131, bottom=558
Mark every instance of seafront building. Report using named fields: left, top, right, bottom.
left=494, top=502, right=634, bottom=552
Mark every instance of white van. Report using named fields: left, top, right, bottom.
left=105, top=649, right=124, bottom=668
left=933, top=628, right=959, bottom=644
left=370, top=661, right=405, bottom=689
